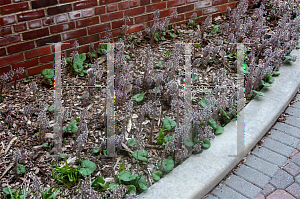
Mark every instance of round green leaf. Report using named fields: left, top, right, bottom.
left=138, top=177, right=148, bottom=190
left=126, top=185, right=136, bottom=194
left=49, top=104, right=55, bottom=112
left=214, top=125, right=224, bottom=135
left=132, top=149, right=148, bottom=161
left=200, top=97, right=207, bottom=107
left=201, top=139, right=211, bottom=149
left=253, top=90, right=265, bottom=96
left=163, top=116, right=176, bottom=131
left=152, top=170, right=162, bottom=181
left=162, top=156, right=174, bottom=172
left=41, top=69, right=54, bottom=79
left=3, top=187, right=17, bottom=195
left=80, top=160, right=96, bottom=176
left=127, top=138, right=136, bottom=147
left=132, top=93, right=144, bottom=102
left=92, top=147, right=100, bottom=154
left=118, top=171, right=136, bottom=182
left=17, top=163, right=26, bottom=174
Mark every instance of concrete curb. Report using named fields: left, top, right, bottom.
left=138, top=47, right=300, bottom=199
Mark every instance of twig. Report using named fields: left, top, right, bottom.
left=5, top=137, right=17, bottom=155
left=145, top=144, right=163, bottom=149
left=0, top=162, right=14, bottom=179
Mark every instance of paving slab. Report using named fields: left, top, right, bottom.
left=295, top=174, right=300, bottom=184
left=291, top=152, right=300, bottom=166
left=138, top=42, right=300, bottom=199
left=234, top=164, right=271, bottom=188
left=261, top=137, right=295, bottom=157
left=245, top=155, right=279, bottom=177
left=286, top=106, right=300, bottom=118
left=224, top=175, right=262, bottom=198
left=251, top=147, right=287, bottom=166
left=286, top=183, right=300, bottom=199
left=291, top=100, right=300, bottom=109
left=203, top=194, right=219, bottom=199
left=285, top=116, right=300, bottom=128
left=269, top=170, right=294, bottom=189
left=211, top=185, right=248, bottom=199
left=272, top=122, right=300, bottom=139
left=283, top=162, right=300, bottom=176
left=268, top=129, right=300, bottom=148
left=261, top=183, right=276, bottom=197
left=266, top=190, right=296, bottom=199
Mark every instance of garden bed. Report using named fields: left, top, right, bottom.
left=1, top=0, right=300, bottom=198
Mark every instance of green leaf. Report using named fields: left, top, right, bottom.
left=253, top=90, right=265, bottom=96
left=152, top=171, right=162, bottom=181
left=214, top=125, right=224, bottom=135
left=208, top=117, right=218, bottom=129
left=154, top=33, right=159, bottom=42
left=273, top=72, right=280, bottom=76
left=164, top=50, right=172, bottom=56
left=51, top=92, right=54, bottom=97
left=261, top=80, right=271, bottom=87
left=227, top=54, right=234, bottom=59
left=183, top=136, right=194, bottom=147
left=266, top=75, right=275, bottom=84
left=132, top=149, right=148, bottom=161
left=3, top=187, right=17, bottom=195
left=296, top=45, right=300, bottom=49
left=66, top=58, right=71, bottom=63
left=126, top=185, right=136, bottom=194
left=91, top=176, right=105, bottom=187
left=89, top=51, right=96, bottom=57
left=73, top=62, right=84, bottom=73
left=78, top=53, right=86, bottom=61
left=164, top=136, right=172, bottom=143
left=192, top=73, right=198, bottom=81
left=49, top=104, right=55, bottom=112
left=157, top=131, right=165, bottom=145
left=195, top=43, right=201, bottom=47
left=80, top=160, right=96, bottom=176
left=169, top=33, right=176, bottom=38
left=42, top=142, right=49, bottom=148
left=118, top=171, right=136, bottom=182
left=161, top=36, right=166, bottom=40
left=138, top=177, right=148, bottom=190
left=92, top=147, right=100, bottom=154
left=211, top=25, right=219, bottom=34
left=162, top=31, right=166, bottom=36
left=41, top=69, right=54, bottom=79
left=200, top=97, right=208, bottom=107
left=220, top=108, right=230, bottom=119
left=155, top=61, right=164, bottom=67
left=162, top=156, right=174, bottom=172
left=124, top=55, right=130, bottom=60
left=201, top=139, right=211, bottom=149
left=127, top=138, right=136, bottom=147
left=132, top=92, right=144, bottom=102
left=163, top=116, right=176, bottom=131
left=17, top=164, right=26, bottom=175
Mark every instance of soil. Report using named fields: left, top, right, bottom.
left=0, top=2, right=292, bottom=198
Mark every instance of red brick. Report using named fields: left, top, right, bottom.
left=69, top=10, right=82, bottom=20
left=25, top=46, right=51, bottom=59
left=152, top=0, right=161, bottom=3
left=100, top=28, right=121, bottom=39
left=203, top=6, right=219, bottom=15
left=0, top=53, right=23, bottom=67
left=168, top=0, right=185, bottom=7
left=0, top=0, right=11, bottom=6
left=28, top=20, right=42, bottom=29
left=95, top=6, right=105, bottom=15
left=105, top=0, right=119, bottom=3
left=0, top=66, right=11, bottom=76
left=28, top=63, right=53, bottom=76
left=12, top=58, right=38, bottom=70
left=0, top=2, right=29, bottom=14
left=178, top=4, right=194, bottom=13
left=213, top=0, right=228, bottom=5
left=101, top=11, right=123, bottom=22
left=130, top=0, right=139, bottom=7
left=13, top=23, right=26, bottom=32
left=107, top=3, right=117, bottom=12
left=160, top=8, right=176, bottom=18
left=135, top=13, right=153, bottom=24
left=43, top=17, right=55, bottom=26
left=125, top=7, right=145, bottom=16
left=141, top=0, right=150, bottom=5
left=0, top=34, right=21, bottom=47
left=76, top=16, right=99, bottom=28
left=36, top=35, right=61, bottom=47
left=59, top=0, right=77, bottom=2
left=77, top=34, right=100, bottom=45
left=195, top=0, right=212, bottom=9
left=0, top=48, right=6, bottom=57
left=119, top=1, right=129, bottom=10
left=62, top=28, right=87, bottom=40
left=0, top=26, right=12, bottom=36
left=77, top=45, right=89, bottom=54
left=220, top=3, right=235, bottom=11
left=0, top=15, right=15, bottom=26
left=56, top=14, right=68, bottom=23
left=112, top=18, right=133, bottom=29
left=40, top=54, right=54, bottom=63
left=74, top=0, right=97, bottom=10
left=50, top=22, right=75, bottom=34
left=17, top=10, right=45, bottom=22
left=23, top=28, right=49, bottom=40
left=88, top=23, right=110, bottom=34
left=47, top=4, right=72, bottom=16
left=186, top=0, right=198, bottom=2
left=127, top=24, right=144, bottom=34
left=186, top=10, right=203, bottom=20
left=8, top=41, right=35, bottom=54
left=147, top=2, right=166, bottom=12
left=31, top=0, right=58, bottom=9
left=170, top=13, right=184, bottom=23
left=82, top=8, right=94, bottom=17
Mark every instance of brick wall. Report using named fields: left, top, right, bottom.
left=0, top=0, right=237, bottom=78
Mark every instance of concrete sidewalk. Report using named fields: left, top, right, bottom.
left=204, top=90, right=300, bottom=199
